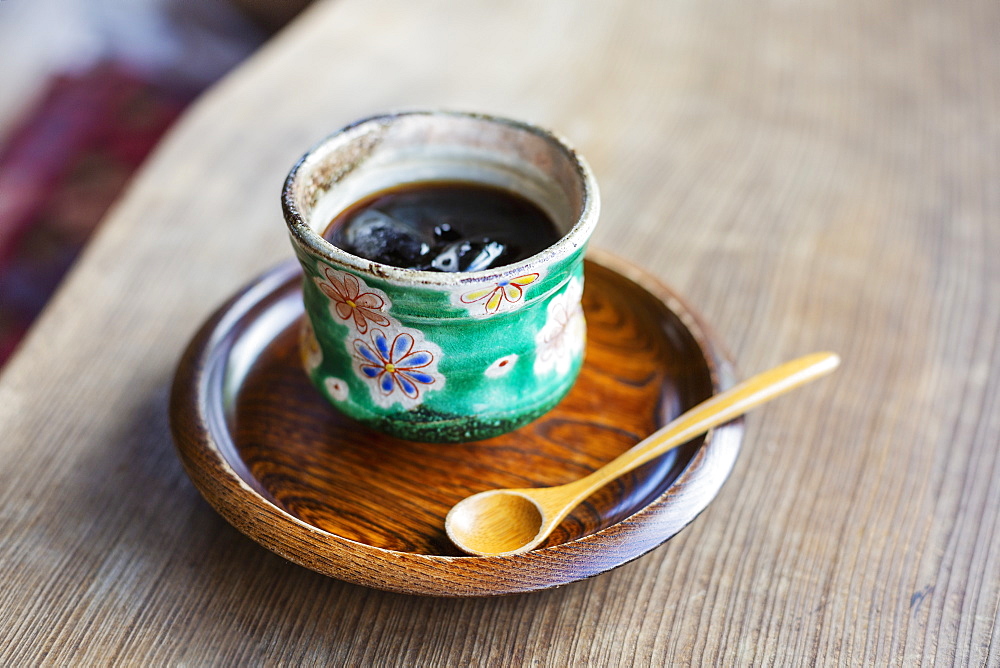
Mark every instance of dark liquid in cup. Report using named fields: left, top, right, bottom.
left=323, top=181, right=562, bottom=272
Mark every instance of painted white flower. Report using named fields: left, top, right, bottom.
left=534, top=277, right=586, bottom=376
left=324, top=376, right=349, bottom=401
left=298, top=318, right=323, bottom=372
left=485, top=354, right=519, bottom=378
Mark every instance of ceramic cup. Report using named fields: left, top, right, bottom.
left=282, top=111, right=600, bottom=442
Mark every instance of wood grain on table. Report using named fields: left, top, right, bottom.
left=2, top=0, right=998, bottom=664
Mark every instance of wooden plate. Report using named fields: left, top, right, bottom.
left=170, top=250, right=744, bottom=596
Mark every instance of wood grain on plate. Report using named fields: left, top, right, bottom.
left=170, top=253, right=743, bottom=595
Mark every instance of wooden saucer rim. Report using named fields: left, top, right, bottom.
left=170, top=249, right=744, bottom=596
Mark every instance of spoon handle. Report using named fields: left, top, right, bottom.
left=563, top=351, right=840, bottom=501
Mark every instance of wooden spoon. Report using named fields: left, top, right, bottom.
left=445, top=351, right=840, bottom=556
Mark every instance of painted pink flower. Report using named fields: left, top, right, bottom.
left=315, top=266, right=390, bottom=334
left=354, top=330, right=437, bottom=400
left=460, top=273, right=539, bottom=315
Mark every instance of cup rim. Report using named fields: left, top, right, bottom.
left=281, top=110, right=600, bottom=287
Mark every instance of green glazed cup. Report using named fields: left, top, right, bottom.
left=282, top=111, right=600, bottom=442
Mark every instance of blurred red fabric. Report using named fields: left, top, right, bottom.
left=0, top=62, right=191, bottom=365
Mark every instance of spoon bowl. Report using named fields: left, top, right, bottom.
left=446, top=491, right=546, bottom=556
left=446, top=352, right=840, bottom=556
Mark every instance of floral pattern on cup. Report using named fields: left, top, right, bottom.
left=299, top=318, right=323, bottom=372
left=324, top=376, right=349, bottom=401
left=457, top=272, right=541, bottom=318
left=353, top=328, right=444, bottom=408
left=534, top=277, right=585, bottom=377
left=485, top=354, right=519, bottom=378
left=315, top=264, right=391, bottom=334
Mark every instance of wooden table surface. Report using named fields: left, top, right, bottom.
left=3, top=0, right=998, bottom=664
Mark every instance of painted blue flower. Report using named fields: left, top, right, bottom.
left=353, top=329, right=437, bottom=400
